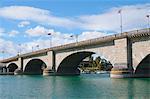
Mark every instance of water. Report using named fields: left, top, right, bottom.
left=0, top=74, right=149, bottom=99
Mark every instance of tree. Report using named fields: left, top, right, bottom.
left=89, top=56, right=93, bottom=67
left=79, top=55, right=113, bottom=72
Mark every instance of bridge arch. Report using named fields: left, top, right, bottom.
left=57, top=51, right=95, bottom=75
left=24, top=59, right=47, bottom=75
left=7, top=63, right=18, bottom=72
left=135, top=54, right=150, bottom=77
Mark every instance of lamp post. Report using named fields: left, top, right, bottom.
left=70, top=34, right=79, bottom=43
left=18, top=44, right=21, bottom=55
left=146, top=15, right=150, bottom=33
left=48, top=33, right=52, bottom=48
left=146, top=15, right=150, bottom=28
left=36, top=45, right=39, bottom=50
left=32, top=46, right=34, bottom=52
left=118, top=9, right=123, bottom=33
left=2, top=50, right=5, bottom=60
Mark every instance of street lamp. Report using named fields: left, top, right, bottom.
left=146, top=15, right=150, bottom=28
left=48, top=33, right=52, bottom=48
left=1, top=50, right=5, bottom=60
left=146, top=15, right=150, bottom=33
left=36, top=45, right=39, bottom=50
left=118, top=9, right=123, bottom=33
left=32, top=46, right=34, bottom=52
left=18, top=44, right=21, bottom=55
left=70, top=34, right=79, bottom=43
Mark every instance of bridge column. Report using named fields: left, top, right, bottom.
left=0, top=68, right=2, bottom=73
left=2, top=67, right=7, bottom=73
left=14, top=57, right=23, bottom=75
left=43, top=51, right=56, bottom=76
left=111, top=38, right=133, bottom=78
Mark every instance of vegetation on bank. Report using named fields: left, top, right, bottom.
left=79, top=56, right=113, bottom=72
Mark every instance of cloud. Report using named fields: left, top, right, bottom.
left=25, top=26, right=73, bottom=47
left=8, top=30, right=19, bottom=37
left=79, top=4, right=150, bottom=32
left=0, top=28, right=5, bottom=36
left=18, top=21, right=30, bottom=27
left=78, top=31, right=107, bottom=41
left=0, top=28, right=19, bottom=37
left=0, top=38, right=18, bottom=59
left=0, top=6, right=78, bottom=28
left=25, top=26, right=107, bottom=48
left=1, top=4, right=150, bottom=32
left=25, top=26, right=54, bottom=36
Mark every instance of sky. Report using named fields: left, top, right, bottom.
left=0, top=0, right=150, bottom=59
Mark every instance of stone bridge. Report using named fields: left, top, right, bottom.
left=0, top=28, right=150, bottom=77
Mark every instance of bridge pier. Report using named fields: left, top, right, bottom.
left=110, top=68, right=133, bottom=78
left=14, top=58, right=23, bottom=75
left=110, top=38, right=134, bottom=78
left=14, top=69, right=23, bottom=75
left=43, top=68, right=56, bottom=76
left=43, top=51, right=56, bottom=76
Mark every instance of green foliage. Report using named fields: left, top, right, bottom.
left=80, top=55, right=113, bottom=71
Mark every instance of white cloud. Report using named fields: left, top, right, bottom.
left=0, top=28, right=5, bottom=36
left=24, top=26, right=73, bottom=47
left=0, top=4, right=150, bottom=32
left=79, top=4, right=150, bottom=32
left=18, top=21, right=30, bottom=27
left=8, top=30, right=19, bottom=37
left=25, top=26, right=107, bottom=49
left=79, top=31, right=107, bottom=41
left=0, top=28, right=4, bottom=33
left=24, top=35, right=72, bottom=50
left=0, top=38, right=18, bottom=59
left=0, top=6, right=78, bottom=28
left=25, top=26, right=54, bottom=36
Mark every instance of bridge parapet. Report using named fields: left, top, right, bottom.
left=128, top=28, right=150, bottom=38
left=51, top=28, right=150, bottom=51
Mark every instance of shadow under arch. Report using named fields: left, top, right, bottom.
left=7, top=63, right=18, bottom=72
left=24, top=59, right=47, bottom=75
left=57, top=51, right=95, bottom=75
left=135, top=54, right=150, bottom=77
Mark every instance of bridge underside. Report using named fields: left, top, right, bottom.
left=7, top=63, right=18, bottom=72
left=135, top=54, right=150, bottom=77
left=57, top=51, right=94, bottom=75
left=24, top=59, right=47, bottom=75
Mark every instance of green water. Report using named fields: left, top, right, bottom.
left=0, top=74, right=149, bottom=99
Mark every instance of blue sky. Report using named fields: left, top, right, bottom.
left=0, top=0, right=150, bottom=59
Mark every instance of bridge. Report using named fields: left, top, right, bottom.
left=0, top=28, right=150, bottom=78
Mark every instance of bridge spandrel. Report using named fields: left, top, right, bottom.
left=132, top=37, right=150, bottom=70
left=113, top=38, right=128, bottom=68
